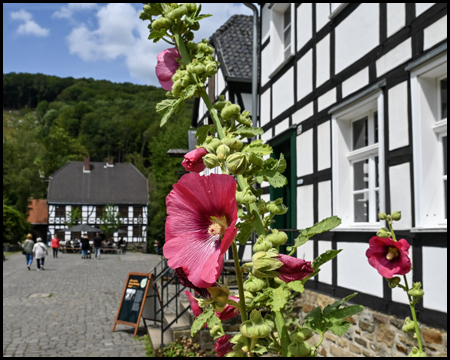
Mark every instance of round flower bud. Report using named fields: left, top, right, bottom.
left=205, top=62, right=218, bottom=77
left=290, top=328, right=314, bottom=343
left=402, top=317, right=415, bottom=333
left=237, top=111, right=252, bottom=126
left=376, top=227, right=391, bottom=238
left=190, top=22, right=200, bottom=31
left=203, top=154, right=220, bottom=169
left=266, top=229, right=288, bottom=246
left=409, top=347, right=427, bottom=357
left=391, top=211, right=402, bottom=221
left=184, top=3, right=197, bottom=13
left=166, top=5, right=187, bottom=21
left=387, top=276, right=401, bottom=289
left=226, top=153, right=247, bottom=175
left=241, top=310, right=273, bottom=339
left=267, top=199, right=288, bottom=215
left=221, top=104, right=241, bottom=120
left=244, top=276, right=265, bottom=293
left=222, top=137, right=242, bottom=151
left=186, top=41, right=198, bottom=53
left=198, top=42, right=214, bottom=55
left=253, top=239, right=272, bottom=253
left=180, top=74, right=191, bottom=87
left=379, top=212, right=387, bottom=220
left=205, top=138, right=221, bottom=151
left=210, top=324, right=222, bottom=338
left=244, top=291, right=255, bottom=308
left=151, top=17, right=171, bottom=31
left=407, top=282, right=424, bottom=298
left=171, top=80, right=182, bottom=97
left=213, top=96, right=231, bottom=111
left=247, top=153, right=264, bottom=167
left=288, top=342, right=314, bottom=357
left=216, top=144, right=230, bottom=161
left=139, top=11, right=151, bottom=21
left=143, top=4, right=162, bottom=16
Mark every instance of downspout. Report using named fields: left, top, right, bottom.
left=244, top=3, right=258, bottom=128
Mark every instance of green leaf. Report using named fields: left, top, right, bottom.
left=253, top=288, right=272, bottom=306
left=181, top=84, right=197, bottom=100
left=156, top=98, right=183, bottom=127
left=195, top=124, right=215, bottom=145
left=329, top=320, right=351, bottom=336
left=236, top=221, right=255, bottom=245
left=235, top=126, right=264, bottom=138
left=191, top=308, right=214, bottom=337
left=277, top=153, right=287, bottom=173
left=312, top=249, right=342, bottom=270
left=206, top=312, right=222, bottom=330
left=243, top=140, right=273, bottom=155
left=256, top=170, right=288, bottom=188
left=323, top=293, right=358, bottom=316
left=303, top=307, right=330, bottom=335
left=175, top=100, right=185, bottom=115
left=267, top=286, right=290, bottom=312
left=253, top=345, right=268, bottom=355
left=148, top=29, right=166, bottom=41
left=287, top=280, right=305, bottom=293
left=330, top=304, right=365, bottom=320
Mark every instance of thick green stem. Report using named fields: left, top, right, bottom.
left=316, top=333, right=325, bottom=348
left=274, top=311, right=290, bottom=357
left=403, top=275, right=423, bottom=352
left=174, top=33, right=191, bottom=65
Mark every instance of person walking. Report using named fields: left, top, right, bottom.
left=23, top=234, right=35, bottom=270
left=51, top=234, right=60, bottom=258
left=154, top=240, right=159, bottom=255
left=33, top=237, right=48, bottom=271
left=93, top=233, right=103, bottom=260
left=80, top=235, right=90, bottom=259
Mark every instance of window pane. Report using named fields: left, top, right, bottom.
left=284, top=7, right=291, bottom=29
left=352, top=117, right=368, bottom=150
left=375, top=156, right=379, bottom=188
left=354, top=192, right=369, bottom=222
left=284, top=26, right=291, bottom=49
left=354, top=159, right=369, bottom=190
left=375, top=190, right=380, bottom=219
left=443, top=136, right=447, bottom=176
left=374, top=111, right=379, bottom=143
left=441, top=78, right=447, bottom=120
left=284, top=45, right=291, bottom=60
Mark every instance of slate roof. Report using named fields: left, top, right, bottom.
left=211, top=15, right=258, bottom=79
left=47, top=162, right=148, bottom=205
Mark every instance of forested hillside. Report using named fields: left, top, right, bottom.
left=3, top=72, right=193, bottom=245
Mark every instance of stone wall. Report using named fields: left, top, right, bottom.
left=296, top=290, right=447, bottom=357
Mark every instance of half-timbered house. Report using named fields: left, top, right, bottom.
left=47, top=157, right=149, bottom=243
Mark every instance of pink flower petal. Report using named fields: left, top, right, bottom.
left=215, top=335, right=233, bottom=357
left=182, top=148, right=208, bottom=173
left=184, top=291, right=203, bottom=317
left=277, top=254, right=314, bottom=282
left=156, top=48, right=181, bottom=91
left=215, top=295, right=240, bottom=321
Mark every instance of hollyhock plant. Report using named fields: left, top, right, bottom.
left=277, top=254, right=314, bottom=283
left=185, top=290, right=203, bottom=317
left=164, top=173, right=238, bottom=288
left=366, top=236, right=411, bottom=278
left=184, top=291, right=240, bottom=321
left=176, top=268, right=211, bottom=299
left=156, top=47, right=181, bottom=91
left=181, top=148, right=208, bottom=173
left=214, top=335, right=234, bottom=357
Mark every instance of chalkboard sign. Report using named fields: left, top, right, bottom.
left=112, top=272, right=152, bottom=337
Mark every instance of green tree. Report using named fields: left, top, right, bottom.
left=3, top=200, right=30, bottom=245
left=65, top=207, right=82, bottom=228
left=99, top=205, right=122, bottom=240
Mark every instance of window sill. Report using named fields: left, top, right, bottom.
left=269, top=54, right=294, bottom=79
left=433, top=119, right=447, bottom=134
left=411, top=227, right=447, bottom=233
left=332, top=226, right=381, bottom=232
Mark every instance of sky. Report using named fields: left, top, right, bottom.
left=3, top=3, right=253, bottom=86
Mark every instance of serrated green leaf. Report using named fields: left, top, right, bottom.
left=303, top=307, right=330, bottom=335
left=207, top=313, right=222, bottom=329
left=195, top=124, right=215, bottom=145
left=277, top=153, right=287, bottom=173
left=258, top=170, right=288, bottom=188
left=253, top=288, right=272, bottom=305
left=287, top=280, right=305, bottom=293
left=191, top=308, right=213, bottom=337
left=175, top=100, right=185, bottom=115
left=253, top=345, right=268, bottom=355
left=330, top=304, right=364, bottom=320
left=312, top=249, right=342, bottom=270
left=148, top=29, right=166, bottom=41
left=156, top=98, right=183, bottom=127
left=243, top=140, right=273, bottom=155
left=267, top=286, right=290, bottom=312
left=235, top=127, right=264, bottom=138
left=329, top=320, right=351, bottom=336
left=323, top=293, right=358, bottom=316
left=182, top=84, right=197, bottom=100
left=236, top=221, right=255, bottom=245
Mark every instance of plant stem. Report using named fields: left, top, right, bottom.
left=403, top=275, right=423, bottom=352
left=274, top=311, right=290, bottom=357
left=316, top=333, right=325, bottom=348
left=387, top=220, right=397, bottom=241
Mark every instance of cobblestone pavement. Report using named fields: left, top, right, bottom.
left=3, top=251, right=162, bottom=357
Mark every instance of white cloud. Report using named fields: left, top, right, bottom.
left=66, top=3, right=253, bottom=86
left=53, top=3, right=98, bottom=19
left=10, top=10, right=49, bottom=37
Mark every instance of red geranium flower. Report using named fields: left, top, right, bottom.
left=182, top=148, right=208, bottom=173
left=277, top=254, right=314, bottom=283
left=366, top=236, right=411, bottom=278
left=164, top=173, right=238, bottom=288
left=156, top=47, right=181, bottom=91
left=214, top=335, right=234, bottom=357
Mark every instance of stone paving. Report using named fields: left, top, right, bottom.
left=3, top=251, right=162, bottom=357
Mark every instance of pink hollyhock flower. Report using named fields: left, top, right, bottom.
left=215, top=335, right=234, bottom=357
left=215, top=295, right=240, bottom=321
left=184, top=290, right=203, bottom=317
left=366, top=236, right=411, bottom=278
left=277, top=254, right=314, bottom=283
left=181, top=148, right=208, bottom=173
left=176, top=268, right=211, bottom=299
left=156, top=47, right=181, bottom=91
left=164, top=173, right=238, bottom=288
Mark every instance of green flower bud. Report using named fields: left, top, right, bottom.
left=387, top=276, right=401, bottom=289
left=252, top=252, right=282, bottom=279
left=190, top=22, right=200, bottom=31
left=203, top=154, right=220, bottom=169
left=216, top=144, right=230, bottom=161
left=207, top=284, right=230, bottom=313
left=288, top=341, right=313, bottom=357
left=180, top=74, right=191, bottom=87
left=185, top=31, right=194, bottom=41
left=221, top=104, right=241, bottom=120
left=240, top=310, right=273, bottom=339
left=151, top=17, right=171, bottom=31
left=172, top=80, right=182, bottom=97
left=226, top=153, right=247, bottom=175
left=143, top=4, right=162, bottom=16
left=184, top=3, right=197, bottom=13
left=402, top=317, right=416, bottom=333
left=221, top=137, right=242, bottom=151
left=213, top=96, right=231, bottom=111
left=210, top=324, right=222, bottom=338
left=244, top=276, right=265, bottom=293
left=205, top=62, right=218, bottom=76
left=266, top=229, right=288, bottom=246
left=391, top=211, right=402, bottom=221
left=408, top=282, right=425, bottom=298
left=409, top=347, right=427, bottom=357
left=244, top=291, right=255, bottom=308
left=139, top=11, right=152, bottom=21
left=237, top=110, right=252, bottom=126
left=197, top=42, right=214, bottom=55
left=379, top=212, right=387, bottom=220
left=247, top=153, right=264, bottom=167
left=290, top=328, right=314, bottom=343
left=376, top=227, right=391, bottom=238
left=253, top=239, right=272, bottom=253
left=166, top=5, right=187, bottom=21
left=266, top=198, right=288, bottom=215
left=257, top=200, right=268, bottom=214
left=186, top=41, right=198, bottom=53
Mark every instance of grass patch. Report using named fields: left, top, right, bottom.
left=4, top=251, right=21, bottom=256
left=135, top=335, right=153, bottom=357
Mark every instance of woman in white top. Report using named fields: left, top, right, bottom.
left=32, top=237, right=48, bottom=271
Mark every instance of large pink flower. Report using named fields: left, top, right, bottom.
left=277, top=254, right=314, bottom=283
left=156, top=47, right=181, bottom=90
left=182, top=148, right=208, bottom=173
left=366, top=236, right=411, bottom=278
left=184, top=290, right=203, bottom=317
left=214, top=335, right=234, bottom=357
left=164, top=173, right=238, bottom=288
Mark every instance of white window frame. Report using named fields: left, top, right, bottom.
left=410, top=53, right=447, bottom=230
left=438, top=133, right=447, bottom=221
left=331, top=90, right=385, bottom=230
left=269, top=3, right=295, bottom=78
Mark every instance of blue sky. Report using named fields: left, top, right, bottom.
left=3, top=3, right=253, bottom=86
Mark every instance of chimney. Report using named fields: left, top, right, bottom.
left=107, top=157, right=114, bottom=167
left=84, top=156, right=90, bottom=173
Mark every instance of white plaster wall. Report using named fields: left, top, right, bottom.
left=217, top=68, right=226, bottom=95
left=273, top=68, right=294, bottom=118
left=318, top=180, right=332, bottom=221
left=342, top=67, right=369, bottom=98
left=335, top=3, right=379, bottom=74
left=297, top=240, right=314, bottom=271
left=198, top=97, right=204, bottom=122
left=261, top=4, right=271, bottom=42
left=316, top=3, right=330, bottom=32
left=275, top=118, right=289, bottom=136
left=296, top=129, right=313, bottom=177
left=260, top=88, right=271, bottom=127
left=261, top=45, right=271, bottom=87
left=297, top=184, right=314, bottom=229
left=424, top=15, right=447, bottom=51
left=376, top=38, right=412, bottom=77
left=296, top=49, right=313, bottom=102
left=387, top=3, right=406, bottom=38
left=260, top=194, right=270, bottom=203
left=391, top=246, right=413, bottom=304
left=241, top=93, right=253, bottom=113
left=416, top=3, right=435, bottom=17
left=318, top=241, right=333, bottom=284
left=261, top=130, right=272, bottom=143
left=389, top=163, right=412, bottom=230
left=337, top=242, right=384, bottom=297
left=422, top=246, right=447, bottom=312
left=318, top=88, right=336, bottom=112
left=316, top=34, right=330, bottom=88
left=388, top=81, right=409, bottom=150
left=297, top=3, right=312, bottom=51
left=317, top=121, right=331, bottom=171
left=293, top=102, right=314, bottom=124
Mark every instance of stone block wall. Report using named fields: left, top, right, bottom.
left=296, top=290, right=447, bottom=357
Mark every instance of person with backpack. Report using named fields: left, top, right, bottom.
left=32, top=237, right=48, bottom=271
left=23, top=234, right=35, bottom=270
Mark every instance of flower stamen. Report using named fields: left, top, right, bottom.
left=386, top=247, right=399, bottom=261
left=208, top=223, right=222, bottom=236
